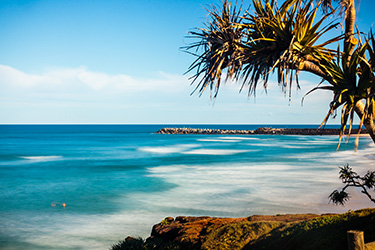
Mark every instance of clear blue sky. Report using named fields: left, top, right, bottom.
left=0, top=0, right=374, bottom=124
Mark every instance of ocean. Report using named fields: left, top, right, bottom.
left=0, top=124, right=374, bottom=250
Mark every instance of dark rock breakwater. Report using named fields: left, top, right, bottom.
left=156, top=127, right=367, bottom=135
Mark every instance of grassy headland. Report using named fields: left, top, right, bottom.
left=111, top=208, right=375, bottom=250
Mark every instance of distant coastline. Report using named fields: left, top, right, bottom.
left=156, top=127, right=368, bottom=135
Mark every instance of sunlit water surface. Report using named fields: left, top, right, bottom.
left=1, top=125, right=374, bottom=250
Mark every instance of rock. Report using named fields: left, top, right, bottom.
left=155, top=127, right=368, bottom=135
left=149, top=214, right=322, bottom=248
left=115, top=209, right=375, bottom=250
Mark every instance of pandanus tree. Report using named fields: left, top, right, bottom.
left=185, top=0, right=375, bottom=149
left=185, top=0, right=375, bottom=205
left=329, top=164, right=375, bottom=205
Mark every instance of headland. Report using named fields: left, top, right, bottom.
left=112, top=208, right=375, bottom=250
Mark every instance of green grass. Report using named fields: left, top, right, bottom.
left=248, top=208, right=375, bottom=250
left=201, top=221, right=283, bottom=250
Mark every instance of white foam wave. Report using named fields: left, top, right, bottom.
left=10, top=210, right=162, bottom=250
left=145, top=161, right=374, bottom=216
left=322, top=140, right=375, bottom=166
left=282, top=145, right=311, bottom=149
left=246, top=143, right=276, bottom=147
left=182, top=149, right=253, bottom=155
left=20, top=156, right=63, bottom=161
left=138, top=144, right=200, bottom=154
left=295, top=140, right=338, bottom=145
left=219, top=136, right=260, bottom=140
left=138, top=146, right=183, bottom=154
left=283, top=153, right=325, bottom=160
left=197, top=139, right=241, bottom=142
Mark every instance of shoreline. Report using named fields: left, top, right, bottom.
left=156, top=127, right=368, bottom=135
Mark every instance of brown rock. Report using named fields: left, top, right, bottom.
left=149, top=214, right=322, bottom=248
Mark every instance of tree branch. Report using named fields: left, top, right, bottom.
left=361, top=187, right=375, bottom=203
left=297, top=61, right=326, bottom=78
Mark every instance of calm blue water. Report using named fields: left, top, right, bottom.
left=0, top=125, right=374, bottom=250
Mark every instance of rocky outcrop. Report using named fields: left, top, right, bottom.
left=155, top=127, right=368, bottom=135
left=149, top=214, right=320, bottom=248
left=113, top=209, right=375, bottom=250
left=143, top=209, right=375, bottom=250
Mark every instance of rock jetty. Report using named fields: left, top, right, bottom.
left=155, top=127, right=367, bottom=135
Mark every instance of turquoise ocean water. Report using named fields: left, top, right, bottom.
left=1, top=124, right=374, bottom=250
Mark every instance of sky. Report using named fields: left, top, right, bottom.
left=0, top=0, right=375, bottom=124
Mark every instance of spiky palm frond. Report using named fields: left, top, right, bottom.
left=329, top=189, right=350, bottom=205
left=339, top=164, right=358, bottom=181
left=304, top=31, right=375, bottom=149
left=184, top=0, right=341, bottom=99
left=241, top=0, right=341, bottom=99
left=184, top=0, right=245, bottom=98
left=364, top=170, right=375, bottom=188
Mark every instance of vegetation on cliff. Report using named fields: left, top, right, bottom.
left=111, top=208, right=375, bottom=250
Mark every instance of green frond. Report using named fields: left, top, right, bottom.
left=184, top=0, right=341, bottom=98
left=239, top=0, right=341, bottom=95
left=313, top=30, right=375, bottom=149
left=184, top=1, right=374, bottom=150
left=328, top=189, right=350, bottom=206
left=183, top=0, right=246, bottom=97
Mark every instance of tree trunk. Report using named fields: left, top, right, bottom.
left=347, top=230, right=365, bottom=250
left=299, top=61, right=326, bottom=78
left=344, top=0, right=356, bottom=60
left=354, top=100, right=375, bottom=144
